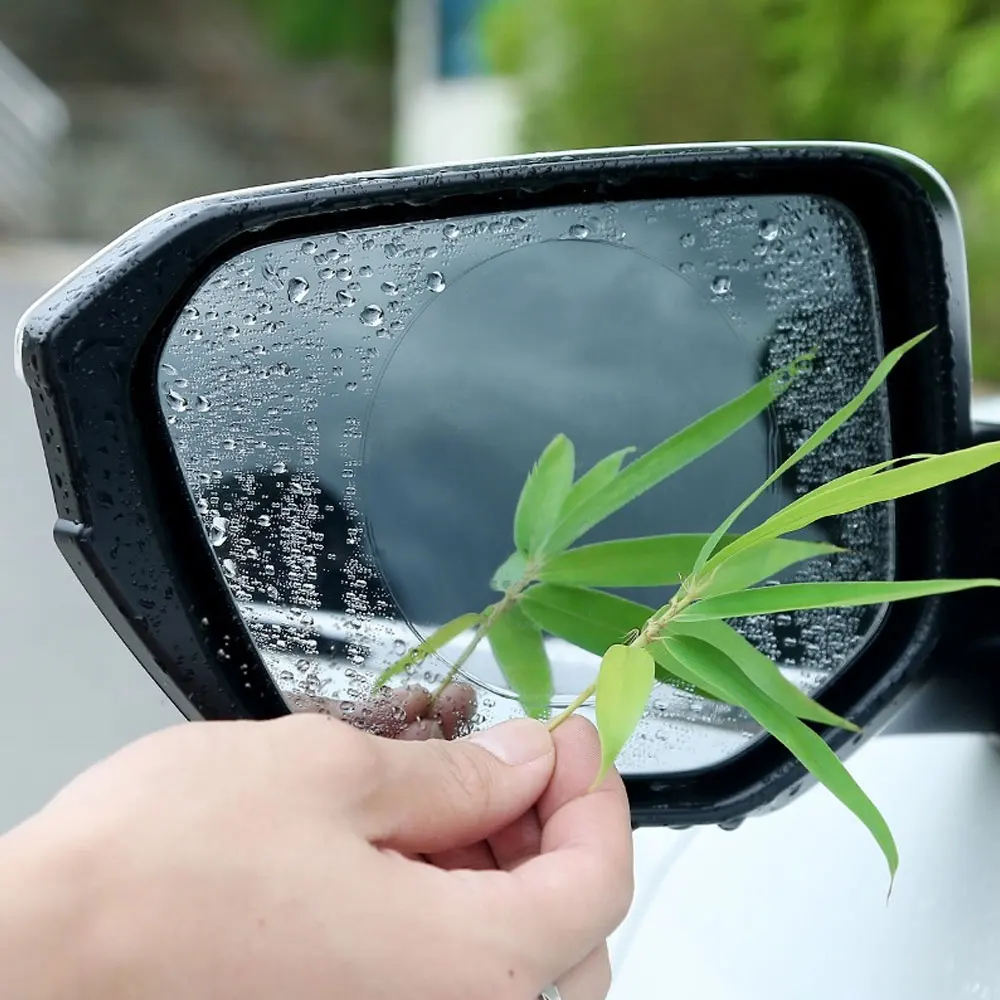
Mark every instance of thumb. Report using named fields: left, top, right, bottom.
left=357, top=718, right=555, bottom=853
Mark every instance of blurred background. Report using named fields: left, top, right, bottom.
left=1, top=0, right=1000, bottom=380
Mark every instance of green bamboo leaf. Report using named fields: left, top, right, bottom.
left=664, top=634, right=897, bottom=883
left=692, top=330, right=931, bottom=574
left=540, top=533, right=737, bottom=587
left=559, top=446, right=636, bottom=515
left=487, top=603, right=554, bottom=719
left=698, top=538, right=843, bottom=597
left=520, top=583, right=652, bottom=650
left=514, top=433, right=576, bottom=555
left=374, top=612, right=484, bottom=688
left=668, top=619, right=858, bottom=731
left=594, top=644, right=656, bottom=784
left=490, top=551, right=529, bottom=593
left=519, top=584, right=720, bottom=701
left=706, top=441, right=1000, bottom=577
left=649, top=640, right=729, bottom=701
left=678, top=578, right=1000, bottom=622
left=541, top=355, right=811, bottom=555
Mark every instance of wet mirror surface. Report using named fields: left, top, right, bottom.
left=159, top=194, right=892, bottom=773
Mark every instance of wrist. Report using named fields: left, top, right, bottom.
left=0, top=815, right=106, bottom=1000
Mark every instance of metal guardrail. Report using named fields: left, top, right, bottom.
left=0, top=39, right=68, bottom=235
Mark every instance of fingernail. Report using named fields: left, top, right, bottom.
left=467, top=719, right=553, bottom=766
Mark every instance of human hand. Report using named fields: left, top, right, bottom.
left=0, top=710, right=633, bottom=1000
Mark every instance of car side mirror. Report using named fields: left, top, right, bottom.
left=17, top=141, right=991, bottom=829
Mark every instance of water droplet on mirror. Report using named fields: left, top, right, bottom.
left=301, top=240, right=318, bottom=255
left=443, top=223, right=460, bottom=240
left=196, top=498, right=209, bottom=514
left=257, top=514, right=271, bottom=526
left=331, top=347, right=344, bottom=359
left=166, top=389, right=188, bottom=412
left=381, top=280, right=399, bottom=296
left=424, top=246, right=439, bottom=259
left=222, top=438, right=236, bottom=450
left=359, top=265, right=373, bottom=278
left=336, top=267, right=353, bottom=282
left=679, top=232, right=695, bottom=248
left=337, top=290, right=356, bottom=307
left=711, top=275, right=732, bottom=295
left=360, top=305, right=384, bottom=327
left=346, top=381, right=359, bottom=392
left=319, top=267, right=335, bottom=280
left=194, top=395, right=211, bottom=412
left=426, top=271, right=446, bottom=292
left=209, top=516, right=229, bottom=547
left=759, top=219, right=780, bottom=241
left=678, top=261, right=694, bottom=275
left=272, top=460, right=287, bottom=474
left=568, top=224, right=589, bottom=239
left=287, top=277, right=310, bottom=303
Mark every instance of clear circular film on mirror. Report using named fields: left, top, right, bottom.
left=158, top=194, right=892, bottom=774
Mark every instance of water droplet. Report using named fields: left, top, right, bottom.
left=759, top=219, right=780, bottom=241
left=182, top=304, right=199, bottom=319
left=257, top=514, right=271, bottom=527
left=346, top=381, right=359, bottom=392
left=381, top=280, right=399, bottom=296
left=222, top=558, right=237, bottom=577
left=196, top=498, right=210, bottom=514
left=359, top=265, right=373, bottom=279
left=287, top=277, right=310, bottom=303
left=331, top=365, right=343, bottom=376
left=301, top=240, right=318, bottom=255
left=337, top=290, right=356, bottom=307
left=223, top=324, right=239, bottom=338
left=336, top=267, right=353, bottom=282
left=209, top=516, right=229, bottom=547
left=678, top=261, right=695, bottom=275
left=424, top=246, right=439, bottom=259
left=568, top=224, right=589, bottom=239
left=347, top=281, right=362, bottom=292
left=426, top=271, right=446, bottom=292
left=272, top=460, right=287, bottom=474
left=319, top=267, right=335, bottom=280
left=194, top=395, right=211, bottom=412
left=360, top=305, right=384, bottom=327
left=383, top=243, right=400, bottom=258
left=336, top=232, right=351, bottom=247
left=711, top=275, right=732, bottom=295
left=222, top=438, right=236, bottom=451
left=679, top=232, right=695, bottom=248
left=331, top=346, right=344, bottom=359
left=166, top=389, right=188, bottom=412
left=443, top=223, right=460, bottom=240
left=510, top=216, right=527, bottom=230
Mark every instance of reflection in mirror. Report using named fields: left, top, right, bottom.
left=159, top=194, right=892, bottom=774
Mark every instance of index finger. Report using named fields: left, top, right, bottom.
left=477, top=716, right=635, bottom=976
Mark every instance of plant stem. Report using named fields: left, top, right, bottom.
left=547, top=682, right=596, bottom=731
left=428, top=574, right=533, bottom=702
left=547, top=593, right=696, bottom=732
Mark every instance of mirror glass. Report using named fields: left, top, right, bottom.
left=158, top=193, right=892, bottom=774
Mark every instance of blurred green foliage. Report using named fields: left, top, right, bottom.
left=482, top=0, right=1000, bottom=382
left=239, top=0, right=395, bottom=64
